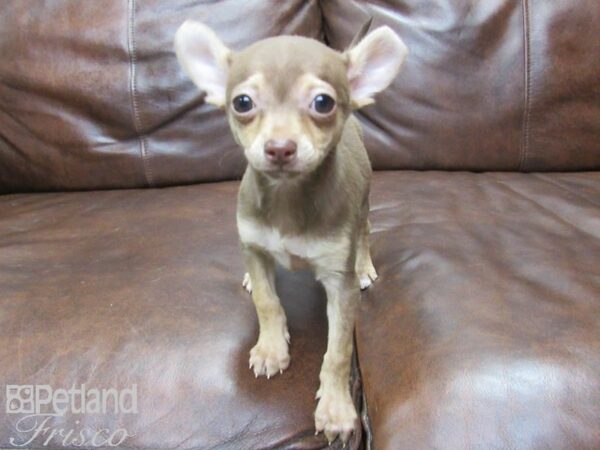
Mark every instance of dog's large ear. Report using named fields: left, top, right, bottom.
left=174, top=21, right=231, bottom=107
left=345, top=26, right=408, bottom=108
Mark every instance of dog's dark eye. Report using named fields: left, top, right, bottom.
left=232, top=95, right=254, bottom=114
left=312, top=94, right=335, bottom=115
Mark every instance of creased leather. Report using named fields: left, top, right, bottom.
left=2, top=1, right=600, bottom=194
left=322, top=0, right=600, bottom=172
left=0, top=181, right=362, bottom=449
left=0, top=1, right=322, bottom=193
left=1, top=1, right=599, bottom=448
left=357, top=171, right=600, bottom=449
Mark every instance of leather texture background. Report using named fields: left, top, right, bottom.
left=1, top=0, right=599, bottom=193
left=0, top=1, right=322, bottom=193
left=0, top=172, right=598, bottom=448
left=322, top=0, right=600, bottom=172
left=0, top=1, right=599, bottom=449
left=0, top=181, right=362, bottom=450
left=359, top=171, right=600, bottom=449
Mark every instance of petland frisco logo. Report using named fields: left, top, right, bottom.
left=6, top=384, right=137, bottom=447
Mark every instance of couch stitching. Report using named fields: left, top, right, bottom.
left=353, top=332, right=371, bottom=450
left=127, top=0, right=153, bottom=186
left=519, top=0, right=532, bottom=171
left=316, top=0, right=329, bottom=45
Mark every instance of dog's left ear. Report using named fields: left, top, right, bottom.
left=174, top=21, right=231, bottom=107
left=345, top=26, right=408, bottom=108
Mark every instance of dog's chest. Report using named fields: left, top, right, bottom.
left=237, top=217, right=348, bottom=271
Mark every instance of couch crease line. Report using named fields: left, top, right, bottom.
left=519, top=0, right=532, bottom=172
left=127, top=0, right=153, bottom=186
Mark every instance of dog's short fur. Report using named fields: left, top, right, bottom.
left=175, top=22, right=407, bottom=444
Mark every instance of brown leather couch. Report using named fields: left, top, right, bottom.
left=1, top=1, right=599, bottom=449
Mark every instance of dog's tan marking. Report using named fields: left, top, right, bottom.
left=238, top=216, right=351, bottom=272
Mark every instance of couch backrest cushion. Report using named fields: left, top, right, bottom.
left=323, top=0, right=600, bottom=172
left=0, top=1, right=322, bottom=193
left=1, top=1, right=599, bottom=193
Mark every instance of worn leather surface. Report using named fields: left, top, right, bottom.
left=1, top=172, right=598, bottom=448
left=2, top=1, right=600, bottom=194
left=0, top=1, right=322, bottom=193
left=1, top=1, right=599, bottom=448
left=0, top=181, right=361, bottom=450
left=358, top=171, right=600, bottom=449
left=322, top=0, right=600, bottom=172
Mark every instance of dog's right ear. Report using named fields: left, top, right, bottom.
left=174, top=21, right=231, bottom=107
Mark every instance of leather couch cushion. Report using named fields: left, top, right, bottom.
left=358, top=171, right=600, bottom=449
left=1, top=171, right=598, bottom=448
left=0, top=182, right=361, bottom=449
left=3, top=1, right=600, bottom=195
left=322, top=0, right=600, bottom=172
left=0, top=1, right=322, bottom=193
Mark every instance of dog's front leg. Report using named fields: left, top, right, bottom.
left=315, top=272, right=360, bottom=444
left=243, top=247, right=290, bottom=378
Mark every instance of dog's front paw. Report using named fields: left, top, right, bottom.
left=314, top=385, right=358, bottom=445
left=242, top=272, right=252, bottom=293
left=249, top=331, right=290, bottom=378
left=358, top=266, right=378, bottom=290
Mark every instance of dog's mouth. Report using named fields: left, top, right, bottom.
left=262, top=166, right=303, bottom=179
left=260, top=158, right=305, bottom=175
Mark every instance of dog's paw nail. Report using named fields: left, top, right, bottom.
left=325, top=430, right=337, bottom=445
left=358, top=266, right=378, bottom=290
left=249, top=337, right=290, bottom=378
left=242, top=272, right=252, bottom=293
left=315, top=387, right=323, bottom=400
left=340, top=428, right=353, bottom=445
left=314, top=386, right=357, bottom=446
left=358, top=276, right=372, bottom=290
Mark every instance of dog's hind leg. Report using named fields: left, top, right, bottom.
left=355, top=219, right=378, bottom=290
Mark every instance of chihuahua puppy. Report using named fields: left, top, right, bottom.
left=175, top=21, right=407, bottom=444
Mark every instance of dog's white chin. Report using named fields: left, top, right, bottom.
left=247, top=158, right=320, bottom=180
left=255, top=166, right=305, bottom=181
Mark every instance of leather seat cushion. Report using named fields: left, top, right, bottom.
left=357, top=171, right=600, bottom=449
left=0, top=181, right=362, bottom=449
left=1, top=171, right=598, bottom=448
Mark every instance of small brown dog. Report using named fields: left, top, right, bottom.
left=175, top=21, right=407, bottom=444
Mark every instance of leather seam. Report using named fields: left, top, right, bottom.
left=519, top=0, right=532, bottom=171
left=316, top=0, right=328, bottom=45
left=127, top=0, right=153, bottom=186
left=354, top=333, right=371, bottom=450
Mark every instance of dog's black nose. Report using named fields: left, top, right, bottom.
left=264, top=139, right=297, bottom=165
